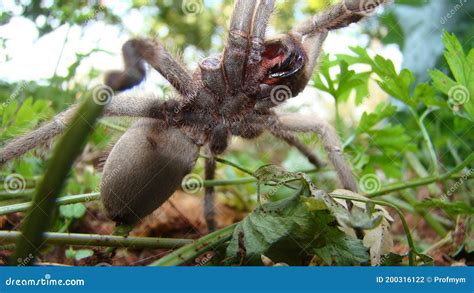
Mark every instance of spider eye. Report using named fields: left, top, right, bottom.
left=261, top=37, right=305, bottom=84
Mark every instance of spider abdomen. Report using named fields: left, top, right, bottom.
left=101, top=118, right=199, bottom=224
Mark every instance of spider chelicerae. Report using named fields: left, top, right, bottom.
left=0, top=0, right=388, bottom=230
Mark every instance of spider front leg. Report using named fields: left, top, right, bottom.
left=295, top=0, right=389, bottom=35
left=293, top=0, right=389, bottom=81
left=270, top=113, right=358, bottom=192
left=106, top=38, right=197, bottom=98
left=222, top=0, right=257, bottom=93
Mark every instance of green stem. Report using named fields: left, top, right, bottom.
left=0, top=231, right=192, bottom=249
left=331, top=194, right=417, bottom=266
left=411, top=107, right=440, bottom=175
left=12, top=89, right=106, bottom=266
left=201, top=155, right=255, bottom=176
left=0, top=192, right=100, bottom=216
left=203, top=177, right=256, bottom=187
left=150, top=223, right=237, bottom=266
left=98, top=119, right=127, bottom=132
left=367, top=153, right=474, bottom=198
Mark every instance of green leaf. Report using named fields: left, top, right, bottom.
left=59, top=203, right=87, bottom=219
left=65, top=247, right=94, bottom=261
left=74, top=249, right=94, bottom=261
left=429, top=69, right=457, bottom=96
left=225, top=175, right=371, bottom=265
left=430, top=32, right=474, bottom=120
left=313, top=231, right=369, bottom=266
left=357, top=103, right=398, bottom=134
left=65, top=247, right=76, bottom=259
left=225, top=194, right=338, bottom=265
left=443, top=32, right=469, bottom=85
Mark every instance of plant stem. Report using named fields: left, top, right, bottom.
left=12, top=90, right=106, bottom=266
left=203, top=177, right=256, bottom=187
left=150, top=223, right=237, bottom=266
left=0, top=192, right=100, bottom=216
left=411, top=107, right=440, bottom=175
left=367, top=153, right=474, bottom=198
left=200, top=155, right=255, bottom=176
left=98, top=119, right=127, bottom=132
left=0, top=231, right=192, bottom=249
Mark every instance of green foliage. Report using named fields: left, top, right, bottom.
left=66, top=247, right=94, bottom=261
left=59, top=203, right=87, bottom=219
left=1, top=97, right=53, bottom=141
left=313, top=56, right=370, bottom=104
left=225, top=168, right=399, bottom=266
left=416, top=199, right=474, bottom=217
left=430, top=32, right=474, bottom=121
left=225, top=185, right=369, bottom=266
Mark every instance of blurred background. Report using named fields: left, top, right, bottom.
left=0, top=0, right=473, bottom=265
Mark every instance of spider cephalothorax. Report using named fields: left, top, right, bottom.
left=0, top=0, right=389, bottom=228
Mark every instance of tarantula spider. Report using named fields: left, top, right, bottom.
left=0, top=0, right=388, bottom=229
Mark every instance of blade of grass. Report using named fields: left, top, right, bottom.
left=11, top=88, right=107, bottom=266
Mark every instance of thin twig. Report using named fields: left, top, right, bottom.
left=367, top=153, right=474, bottom=198
left=0, top=231, right=192, bottom=249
